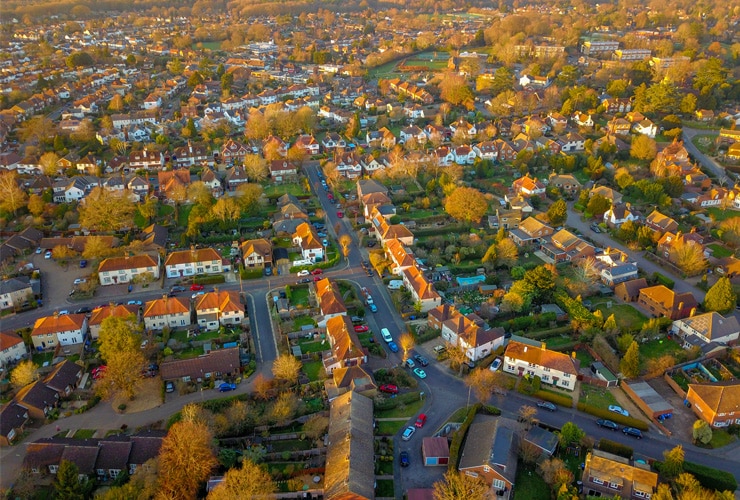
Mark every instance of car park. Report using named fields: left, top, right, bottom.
left=609, top=405, right=629, bottom=417
left=537, top=401, right=557, bottom=412
left=413, top=368, right=427, bottom=379
left=354, top=325, right=369, bottom=333
left=490, top=357, right=502, bottom=371
left=622, top=427, right=642, bottom=439
left=381, top=328, right=393, bottom=343
left=404, top=358, right=416, bottom=369
left=415, top=414, right=427, bottom=428
left=218, top=383, right=237, bottom=392
left=413, top=354, right=429, bottom=367
left=401, top=426, right=416, bottom=441
left=378, top=384, right=398, bottom=394
left=388, top=341, right=399, bottom=353
left=399, top=451, right=410, bottom=467
left=190, top=284, right=204, bottom=291
left=297, top=270, right=310, bottom=277
left=596, top=419, right=619, bottom=430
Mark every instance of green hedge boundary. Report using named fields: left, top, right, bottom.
left=654, top=460, right=738, bottom=492
left=598, top=438, right=633, bottom=459
left=192, top=275, right=226, bottom=285
left=448, top=403, right=501, bottom=471
left=534, top=390, right=573, bottom=408
left=577, top=402, right=649, bottom=431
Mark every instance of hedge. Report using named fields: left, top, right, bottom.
left=654, top=460, right=738, bottom=492
left=555, top=290, right=599, bottom=326
left=448, top=404, right=481, bottom=471
left=289, top=251, right=341, bottom=274
left=192, top=275, right=226, bottom=285
left=373, top=391, right=421, bottom=411
left=652, top=272, right=675, bottom=289
left=598, top=438, right=633, bottom=459
left=533, top=390, right=573, bottom=408
left=576, top=402, right=649, bottom=431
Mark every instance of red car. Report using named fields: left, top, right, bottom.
left=378, top=384, right=398, bottom=394
left=354, top=325, right=369, bottom=333
left=314, top=276, right=321, bottom=282
left=337, top=211, right=344, bottom=218
left=415, top=413, right=427, bottom=428
left=190, top=284, right=204, bottom=291
left=311, top=269, right=323, bottom=275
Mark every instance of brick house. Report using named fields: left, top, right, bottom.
left=458, top=416, right=518, bottom=499
left=323, top=315, right=367, bottom=374
left=240, top=238, right=273, bottom=270
left=637, top=285, right=697, bottom=320
left=686, top=381, right=740, bottom=428
left=582, top=449, right=658, bottom=499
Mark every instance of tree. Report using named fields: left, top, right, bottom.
left=445, top=342, right=469, bottom=377
left=54, top=459, right=91, bottom=500
left=271, top=354, right=301, bottom=385
left=704, top=277, right=736, bottom=314
left=495, top=239, right=518, bottom=268
left=207, top=459, right=275, bottom=500
left=27, top=193, right=46, bottom=217
left=244, top=109, right=270, bottom=140
left=243, top=154, right=269, bottom=182
left=303, top=414, right=329, bottom=443
left=158, top=421, right=218, bottom=500
left=586, top=194, right=611, bottom=217
left=234, top=183, right=263, bottom=214
left=0, top=170, right=28, bottom=215
left=631, top=135, right=658, bottom=161
left=616, top=333, right=635, bottom=354
left=211, top=197, right=241, bottom=227
left=18, top=115, right=56, bottom=145
left=557, top=422, right=585, bottom=448
left=465, top=368, right=499, bottom=402
left=669, top=239, right=706, bottom=275
left=547, top=199, right=567, bottom=226
left=339, top=234, right=352, bottom=259
left=82, top=235, right=115, bottom=260
left=78, top=187, right=136, bottom=231
left=438, top=72, right=474, bottom=107
left=432, top=469, right=489, bottom=500
left=692, top=419, right=712, bottom=444
left=109, top=94, right=125, bottom=112
left=398, top=332, right=415, bottom=361
left=444, top=187, right=488, bottom=224
left=11, top=359, right=38, bottom=388
left=270, top=392, right=298, bottom=425
left=98, top=316, right=145, bottom=400
left=538, top=458, right=573, bottom=488
left=187, top=181, right=214, bottom=207
left=518, top=405, right=538, bottom=431
left=662, top=445, right=684, bottom=478
left=620, top=341, right=640, bottom=378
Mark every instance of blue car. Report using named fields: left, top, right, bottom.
left=388, top=341, right=399, bottom=353
left=218, top=383, right=237, bottom=392
left=369, top=304, right=378, bottom=313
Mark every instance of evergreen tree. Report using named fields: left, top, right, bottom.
left=620, top=341, right=640, bottom=378
left=704, top=277, right=736, bottom=314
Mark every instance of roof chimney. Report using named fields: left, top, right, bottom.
left=571, top=351, right=576, bottom=359
left=541, top=342, right=546, bottom=349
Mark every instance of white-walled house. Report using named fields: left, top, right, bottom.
left=143, top=296, right=191, bottom=330
left=503, top=340, right=579, bottom=391
left=31, top=314, right=88, bottom=349
left=98, top=254, right=160, bottom=285
left=671, top=312, right=740, bottom=349
left=0, top=331, right=28, bottom=367
left=194, top=291, right=245, bottom=331
left=164, top=248, right=223, bottom=279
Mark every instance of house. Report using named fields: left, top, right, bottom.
left=371, top=208, right=415, bottom=245
left=644, top=209, right=678, bottom=235
left=194, top=290, right=244, bottom=331
left=473, top=141, right=499, bottom=161
left=434, top=305, right=505, bottom=361
left=324, top=365, right=377, bottom=402
left=686, top=381, right=740, bottom=428
left=15, top=382, right=60, bottom=420
left=0, top=277, right=34, bottom=311
left=589, top=185, right=623, bottom=204
left=547, top=173, right=582, bottom=196
left=633, top=119, right=658, bottom=138
left=715, top=256, right=740, bottom=278
left=269, top=160, right=297, bottom=183
left=165, top=247, right=223, bottom=278
left=540, top=229, right=595, bottom=263
left=511, top=175, right=546, bottom=198
left=31, top=313, right=88, bottom=349
left=293, top=134, right=320, bottom=156
left=323, top=315, right=367, bottom=374
left=157, top=169, right=191, bottom=202
left=503, top=340, right=579, bottom=391
left=224, top=166, right=250, bottom=191
left=603, top=202, right=639, bottom=228
left=292, top=222, right=324, bottom=263
left=637, top=285, right=697, bottom=320
left=400, top=125, right=426, bottom=144
left=595, top=249, right=639, bottom=286
left=385, top=238, right=417, bottom=274
left=573, top=112, right=594, bottom=128
left=314, top=278, right=347, bottom=323
left=173, top=141, right=211, bottom=168
left=321, top=132, right=346, bottom=150
left=657, top=231, right=705, bottom=268
left=240, top=238, right=272, bottom=271
left=614, top=278, right=648, bottom=302
left=0, top=330, right=28, bottom=367
left=557, top=132, right=586, bottom=153
left=324, top=391, right=375, bottom=500
left=220, top=139, right=251, bottom=165
left=522, top=425, right=559, bottom=458
left=458, top=416, right=518, bottom=499
left=160, top=347, right=240, bottom=382
left=44, top=360, right=83, bottom=397
left=422, top=437, right=450, bottom=467
left=98, top=254, right=160, bottom=286
left=0, top=402, right=29, bottom=446
left=508, top=217, right=553, bottom=247
left=142, top=296, right=191, bottom=331
left=357, top=178, right=389, bottom=201
left=87, top=304, right=140, bottom=340
left=671, top=312, right=740, bottom=349
left=607, top=117, right=632, bottom=136
left=401, top=266, right=441, bottom=313
left=582, top=449, right=658, bottom=499
left=200, top=169, right=223, bottom=197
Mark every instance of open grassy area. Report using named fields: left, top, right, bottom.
left=706, top=207, right=739, bottom=222
left=376, top=420, right=408, bottom=436
left=32, top=351, right=54, bottom=367
left=513, top=463, right=550, bottom=500
left=375, top=479, right=394, bottom=498
left=177, top=204, right=194, bottom=227
left=592, top=299, right=647, bottom=332
left=302, top=360, right=323, bottom=382
left=708, top=429, right=737, bottom=448
left=575, top=348, right=595, bottom=367
left=708, top=243, right=733, bottom=258
left=269, top=439, right=314, bottom=453
left=292, top=316, right=316, bottom=329
left=558, top=447, right=584, bottom=481
left=263, top=182, right=308, bottom=198
left=297, top=338, right=329, bottom=354
left=290, top=286, right=310, bottom=307
left=375, top=392, right=425, bottom=418
left=580, top=385, right=618, bottom=411
left=639, top=338, right=683, bottom=360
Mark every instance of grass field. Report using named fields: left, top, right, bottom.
left=263, top=183, right=308, bottom=198
left=302, top=360, right=323, bottom=382
left=708, top=243, right=733, bottom=258
left=513, top=463, right=550, bottom=500
left=73, top=429, right=96, bottom=439
left=375, top=479, right=394, bottom=497
left=580, top=385, right=618, bottom=410
left=375, top=420, right=408, bottom=436
left=639, top=338, right=684, bottom=360
left=592, top=299, right=647, bottom=332
left=708, top=429, right=737, bottom=448
left=177, top=204, right=193, bottom=227
left=375, top=393, right=425, bottom=418
left=707, top=207, right=739, bottom=222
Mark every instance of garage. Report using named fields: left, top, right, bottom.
left=422, top=437, right=449, bottom=466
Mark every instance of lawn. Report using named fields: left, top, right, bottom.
left=513, top=463, right=550, bottom=500
left=544, top=336, right=577, bottom=350
left=375, top=479, right=394, bottom=498
left=263, top=183, right=308, bottom=198
left=73, top=429, right=96, bottom=439
left=706, top=207, right=739, bottom=222
left=32, top=351, right=54, bottom=367
left=708, top=243, right=733, bottom=258
left=639, top=338, right=683, bottom=360
left=297, top=338, right=329, bottom=354
left=558, top=448, right=584, bottom=481
left=580, top=385, right=618, bottom=411
left=177, top=204, right=194, bottom=227
left=592, top=300, right=647, bottom=332
left=575, top=348, right=595, bottom=367
left=376, top=420, right=408, bottom=436
left=708, top=429, right=737, bottom=449
left=290, top=286, right=310, bottom=307
left=293, top=316, right=316, bottom=329
left=302, top=360, right=323, bottom=382
left=268, top=439, right=313, bottom=453
left=375, top=392, right=425, bottom=418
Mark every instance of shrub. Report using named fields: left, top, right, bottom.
left=598, top=438, right=633, bottom=459
left=533, top=390, right=573, bottom=408
left=652, top=272, right=675, bottom=289
left=577, top=402, right=649, bottom=431
left=448, top=404, right=480, bottom=471
left=682, top=461, right=738, bottom=492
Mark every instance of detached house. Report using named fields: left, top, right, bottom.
left=164, top=247, right=223, bottom=279
left=323, top=315, right=367, bottom=374
left=157, top=169, right=191, bottom=202
left=314, top=278, right=347, bottom=324
left=671, top=312, right=740, bottom=350
left=428, top=304, right=505, bottom=362
left=143, top=296, right=191, bottom=330
left=583, top=449, right=658, bottom=500
left=548, top=173, right=582, bottom=196
left=458, top=416, right=518, bottom=499
left=240, top=238, right=272, bottom=271
left=603, top=202, right=639, bottom=228
left=503, top=340, right=579, bottom=391
left=31, top=313, right=88, bottom=350
left=194, top=290, right=244, bottom=331
left=511, top=175, right=545, bottom=198
left=508, top=217, right=553, bottom=247
left=638, top=285, right=697, bottom=320
left=686, top=381, right=740, bottom=428
left=644, top=209, right=678, bottom=235
left=401, top=266, right=441, bottom=313
left=292, top=222, right=324, bottom=263
left=0, top=330, right=28, bottom=367
left=98, top=254, right=160, bottom=286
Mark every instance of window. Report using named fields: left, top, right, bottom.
left=483, top=466, right=491, bottom=473
left=592, top=477, right=604, bottom=485
left=563, top=373, right=571, bottom=378
left=465, top=471, right=479, bottom=478
left=493, top=479, right=505, bottom=489
left=609, top=482, right=620, bottom=490
left=562, top=381, right=569, bottom=387
left=543, top=367, right=550, bottom=372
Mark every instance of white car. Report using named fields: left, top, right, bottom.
left=381, top=328, right=393, bottom=343
left=608, top=405, right=629, bottom=417
left=73, top=278, right=87, bottom=285
left=490, top=357, right=502, bottom=371
left=401, top=426, right=416, bottom=441
left=44, top=250, right=52, bottom=259
left=297, top=270, right=310, bottom=277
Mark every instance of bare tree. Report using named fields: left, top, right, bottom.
left=518, top=405, right=538, bottom=431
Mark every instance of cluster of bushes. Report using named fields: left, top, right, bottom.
left=373, top=390, right=420, bottom=411
left=598, top=438, right=633, bottom=459
left=576, top=402, right=649, bottom=431
left=654, top=460, right=738, bottom=492
left=74, top=395, right=101, bottom=414
left=414, top=326, right=441, bottom=344
left=651, top=272, right=675, bottom=289
left=555, top=290, right=600, bottom=327
left=516, top=375, right=542, bottom=395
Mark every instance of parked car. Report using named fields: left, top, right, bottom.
left=311, top=269, right=323, bottom=275
left=73, top=278, right=87, bottom=286
left=413, top=368, right=427, bottom=379
left=44, top=250, right=52, bottom=259
left=404, top=358, right=416, bottom=369
left=378, top=384, right=398, bottom=394
left=388, top=341, right=399, bottom=353
left=190, top=284, right=204, bottom=291
left=413, top=354, right=429, bottom=367
left=79, top=260, right=87, bottom=268
left=297, top=278, right=312, bottom=284
left=192, top=291, right=206, bottom=299
left=399, top=451, right=410, bottom=467
left=170, top=286, right=186, bottom=293
left=297, top=270, right=310, bottom=277
left=58, top=309, right=69, bottom=315
left=218, top=383, right=237, bottom=392
left=590, top=224, right=601, bottom=233
left=366, top=240, right=376, bottom=247
left=609, top=405, right=629, bottom=417
left=401, top=426, right=416, bottom=441
left=415, top=414, right=427, bottom=428
left=127, top=300, right=142, bottom=306
left=75, top=307, right=91, bottom=314
left=596, top=419, right=619, bottom=430
left=165, top=381, right=175, bottom=393
left=381, top=328, right=393, bottom=343
left=337, top=211, right=344, bottom=218
left=353, top=325, right=369, bottom=333
left=622, top=427, right=643, bottom=439
left=366, top=268, right=373, bottom=276
left=490, top=357, right=502, bottom=371
left=537, top=401, right=557, bottom=412
left=368, top=304, right=378, bottom=313
left=36, top=247, right=43, bottom=254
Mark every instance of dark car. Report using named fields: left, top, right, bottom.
left=399, top=451, right=410, bottom=467
left=79, top=259, right=87, bottom=268
left=413, top=354, right=429, bottom=367
left=366, top=269, right=373, bottom=277
left=218, top=383, right=237, bottom=392
left=297, top=278, right=312, bottom=284
left=367, top=240, right=376, bottom=247
left=170, top=286, right=186, bottom=293
left=622, top=427, right=643, bottom=439
left=597, top=419, right=619, bottom=431
left=537, top=401, right=557, bottom=412
left=75, top=306, right=92, bottom=315
left=165, top=381, right=175, bottom=393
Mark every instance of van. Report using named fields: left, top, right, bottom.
left=387, top=280, right=404, bottom=290
left=381, top=328, right=393, bottom=343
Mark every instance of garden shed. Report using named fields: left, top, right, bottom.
left=622, top=380, right=674, bottom=419
left=422, top=437, right=450, bottom=466
left=591, top=362, right=619, bottom=387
